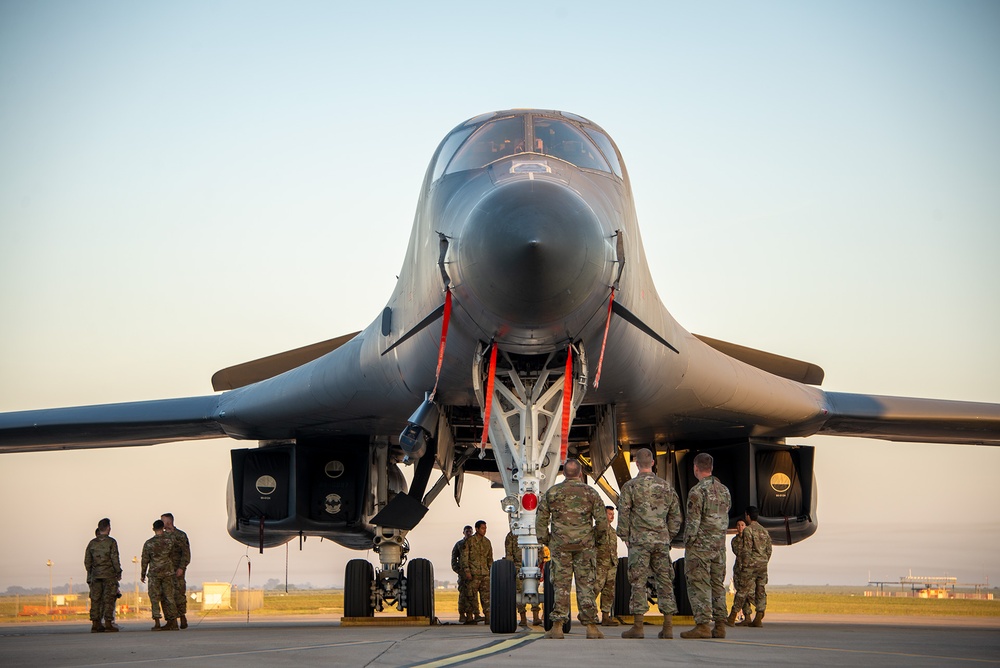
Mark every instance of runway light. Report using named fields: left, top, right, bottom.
left=521, top=492, right=538, bottom=511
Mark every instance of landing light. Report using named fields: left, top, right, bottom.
left=521, top=492, right=538, bottom=511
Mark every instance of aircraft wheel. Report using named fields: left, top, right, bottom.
left=344, top=559, right=374, bottom=617
left=488, top=559, right=517, bottom=633
left=612, top=556, right=631, bottom=617
left=541, top=561, right=571, bottom=633
left=407, top=558, right=435, bottom=619
left=672, top=556, right=692, bottom=617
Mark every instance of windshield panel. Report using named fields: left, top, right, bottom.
left=533, top=118, right=610, bottom=173
left=446, top=117, right=526, bottom=174
left=585, top=129, right=622, bottom=178
left=432, top=127, right=474, bottom=182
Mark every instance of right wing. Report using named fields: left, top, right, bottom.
left=0, top=395, right=225, bottom=453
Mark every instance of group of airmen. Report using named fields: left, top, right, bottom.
left=82, top=513, right=191, bottom=633
left=84, top=451, right=766, bottom=638
left=486, top=448, right=772, bottom=640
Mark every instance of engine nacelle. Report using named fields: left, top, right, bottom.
left=226, top=437, right=379, bottom=550
left=669, top=439, right=817, bottom=545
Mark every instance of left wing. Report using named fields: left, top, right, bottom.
left=817, top=391, right=1000, bottom=446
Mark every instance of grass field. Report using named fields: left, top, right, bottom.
left=2, top=588, right=996, bottom=623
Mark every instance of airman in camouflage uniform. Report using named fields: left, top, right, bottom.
left=733, top=506, right=772, bottom=627
left=459, top=520, right=492, bottom=624
left=504, top=530, right=542, bottom=626
left=141, top=519, right=179, bottom=631
left=85, top=517, right=122, bottom=633
left=617, top=448, right=683, bottom=639
left=594, top=506, right=619, bottom=627
left=727, top=519, right=752, bottom=626
left=162, top=513, right=191, bottom=629
left=452, top=525, right=476, bottom=623
left=535, top=459, right=610, bottom=640
left=681, top=452, right=731, bottom=640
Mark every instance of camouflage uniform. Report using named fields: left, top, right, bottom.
left=683, top=475, right=731, bottom=625
left=459, top=533, right=493, bottom=615
left=535, top=479, right=609, bottom=624
left=84, top=534, right=122, bottom=623
left=617, top=472, right=682, bottom=615
left=734, top=520, right=772, bottom=614
left=166, top=527, right=191, bottom=615
left=730, top=531, right=750, bottom=619
left=142, top=533, right=178, bottom=622
left=594, top=520, right=618, bottom=617
left=504, top=531, right=540, bottom=614
left=451, top=536, right=476, bottom=618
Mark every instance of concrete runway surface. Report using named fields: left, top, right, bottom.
left=1, top=614, right=997, bottom=667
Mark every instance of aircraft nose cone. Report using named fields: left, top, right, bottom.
left=459, top=179, right=609, bottom=324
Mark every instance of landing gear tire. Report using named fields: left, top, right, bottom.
left=541, top=561, right=571, bottom=634
left=406, top=558, right=435, bottom=620
left=489, top=559, right=517, bottom=634
left=612, top=556, right=630, bottom=617
left=672, top=556, right=692, bottom=617
left=344, top=559, right=374, bottom=617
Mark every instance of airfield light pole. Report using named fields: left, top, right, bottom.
left=132, top=556, right=139, bottom=619
left=46, top=560, right=53, bottom=616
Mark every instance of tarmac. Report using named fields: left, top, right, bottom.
left=1, top=613, right=998, bottom=667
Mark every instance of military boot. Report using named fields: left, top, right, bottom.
left=162, top=618, right=179, bottom=631
left=544, top=624, right=565, bottom=639
left=601, top=611, right=620, bottom=626
left=658, top=616, right=673, bottom=639
left=458, top=613, right=467, bottom=624
left=586, top=623, right=605, bottom=639
left=750, top=610, right=765, bottom=627
left=736, top=612, right=752, bottom=627
left=104, top=620, right=120, bottom=633
left=725, top=608, right=738, bottom=627
left=483, top=612, right=491, bottom=627
left=179, top=614, right=188, bottom=629
left=712, top=621, right=726, bottom=638
left=680, top=622, right=713, bottom=639
left=150, top=618, right=161, bottom=631
left=621, top=614, right=644, bottom=639
left=518, top=610, right=528, bottom=627
left=531, top=609, right=542, bottom=626
left=90, top=620, right=105, bottom=633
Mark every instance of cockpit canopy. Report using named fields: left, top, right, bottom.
left=431, top=111, right=623, bottom=182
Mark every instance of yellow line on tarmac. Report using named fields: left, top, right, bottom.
left=721, top=639, right=999, bottom=665
left=406, top=631, right=541, bottom=668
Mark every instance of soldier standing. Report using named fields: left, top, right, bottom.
left=595, top=506, right=619, bottom=627
left=459, top=520, right=492, bottom=625
left=161, top=513, right=191, bottom=629
left=681, top=452, right=731, bottom=639
left=735, top=506, right=772, bottom=627
left=535, top=458, right=609, bottom=640
left=141, top=519, right=179, bottom=631
left=727, top=519, right=752, bottom=626
left=617, top=448, right=683, bottom=639
left=452, top=525, right=475, bottom=623
left=84, top=518, right=122, bottom=633
left=504, top=530, right=542, bottom=627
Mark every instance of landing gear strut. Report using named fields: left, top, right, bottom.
left=474, top=343, right=587, bottom=634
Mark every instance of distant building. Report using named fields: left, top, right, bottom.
left=867, top=574, right=992, bottom=599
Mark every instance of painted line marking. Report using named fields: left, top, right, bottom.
left=405, top=631, right=542, bottom=668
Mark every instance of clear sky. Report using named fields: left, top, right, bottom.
left=1, top=1, right=998, bottom=592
